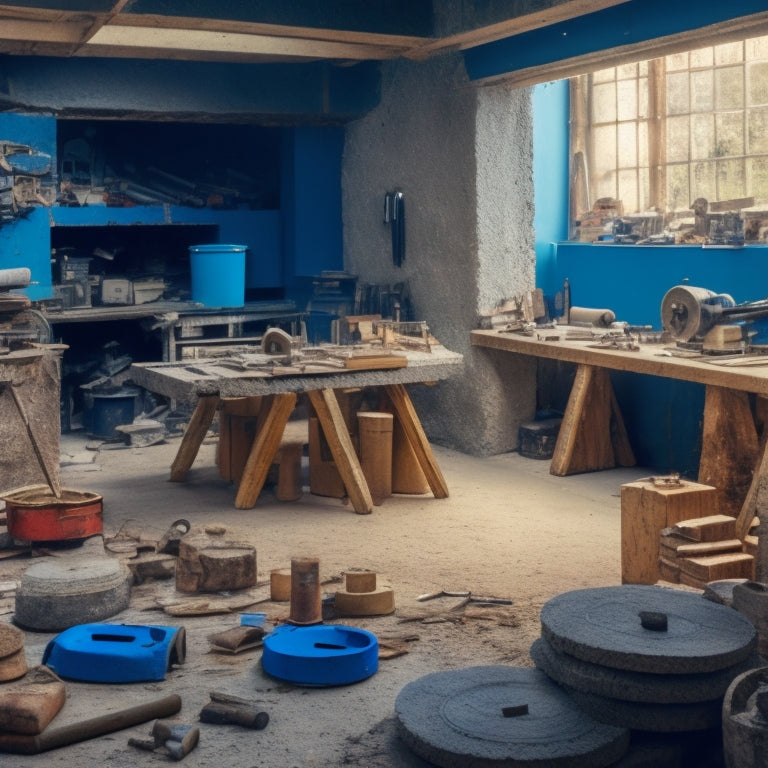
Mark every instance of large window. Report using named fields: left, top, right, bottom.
left=570, top=35, right=768, bottom=242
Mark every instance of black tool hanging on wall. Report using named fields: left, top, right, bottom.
left=384, top=190, right=405, bottom=267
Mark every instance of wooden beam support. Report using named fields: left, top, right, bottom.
left=307, top=389, right=373, bottom=515
left=169, top=394, right=220, bottom=482
left=384, top=383, right=449, bottom=499
left=698, top=385, right=759, bottom=519
left=550, top=364, right=635, bottom=476
left=234, top=392, right=296, bottom=509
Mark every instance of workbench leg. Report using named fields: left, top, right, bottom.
left=699, top=385, right=759, bottom=520
left=170, top=394, right=220, bottom=482
left=550, top=364, right=635, bottom=476
left=384, top=383, right=449, bottom=498
left=307, top=389, right=373, bottom=515
left=234, top=393, right=297, bottom=509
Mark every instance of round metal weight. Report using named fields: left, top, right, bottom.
left=395, top=666, right=629, bottom=767
left=540, top=585, right=757, bottom=674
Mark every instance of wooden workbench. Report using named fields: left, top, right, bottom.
left=471, top=328, right=768, bottom=550
left=130, top=346, right=463, bottom=514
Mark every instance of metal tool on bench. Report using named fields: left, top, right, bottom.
left=661, top=285, right=768, bottom=350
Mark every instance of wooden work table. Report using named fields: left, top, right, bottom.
left=130, top=346, right=463, bottom=515
left=471, top=327, right=768, bottom=544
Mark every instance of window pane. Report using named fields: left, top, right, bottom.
left=638, top=166, right=650, bottom=210
left=592, top=123, right=617, bottom=169
left=637, top=76, right=649, bottom=119
left=618, top=169, right=638, bottom=213
left=746, top=37, right=768, bottom=61
left=666, top=72, right=690, bottom=114
left=691, top=113, right=715, bottom=160
left=748, top=107, right=768, bottom=153
left=692, top=160, right=717, bottom=201
left=617, top=79, right=637, bottom=120
left=594, top=168, right=617, bottom=202
left=617, top=63, right=638, bottom=79
left=715, top=112, right=744, bottom=157
left=667, top=115, right=690, bottom=162
left=749, top=156, right=768, bottom=201
left=592, top=82, right=617, bottom=123
left=715, top=66, right=744, bottom=110
left=691, top=70, right=713, bottom=112
left=667, top=163, right=690, bottom=211
left=747, top=61, right=768, bottom=106
left=690, top=47, right=714, bottom=69
left=638, top=121, right=649, bottom=166
left=666, top=52, right=689, bottom=71
left=592, top=68, right=616, bottom=85
left=618, top=122, right=637, bottom=167
left=717, top=158, right=746, bottom=199
left=715, top=41, right=744, bottom=66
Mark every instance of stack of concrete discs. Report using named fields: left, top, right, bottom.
left=532, top=585, right=758, bottom=735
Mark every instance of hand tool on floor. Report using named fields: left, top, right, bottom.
left=416, top=590, right=513, bottom=605
left=0, top=693, right=181, bottom=754
left=130, top=720, right=199, bottom=760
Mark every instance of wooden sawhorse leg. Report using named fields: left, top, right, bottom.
left=307, top=389, right=373, bottom=515
left=170, top=394, right=220, bottom=482
left=384, top=383, right=449, bottom=498
left=235, top=392, right=297, bottom=509
left=550, top=364, right=635, bottom=476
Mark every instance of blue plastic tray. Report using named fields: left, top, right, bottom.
left=262, top=624, right=378, bottom=686
left=42, top=623, right=185, bottom=683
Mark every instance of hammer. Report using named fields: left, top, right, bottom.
left=199, top=691, right=269, bottom=730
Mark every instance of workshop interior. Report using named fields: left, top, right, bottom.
left=3, top=1, right=768, bottom=766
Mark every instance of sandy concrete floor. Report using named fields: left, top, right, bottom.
left=0, top=431, right=650, bottom=767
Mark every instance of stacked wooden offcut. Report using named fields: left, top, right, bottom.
left=658, top=514, right=756, bottom=589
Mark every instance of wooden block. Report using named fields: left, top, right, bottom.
left=620, top=479, right=718, bottom=585
left=744, top=534, right=759, bottom=557
left=659, top=533, right=743, bottom=558
left=679, top=553, right=755, bottom=583
left=218, top=397, right=262, bottom=482
left=673, top=514, right=737, bottom=542
left=658, top=556, right=681, bottom=584
left=677, top=571, right=708, bottom=591
left=308, top=416, right=346, bottom=498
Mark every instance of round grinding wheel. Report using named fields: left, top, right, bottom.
left=15, top=556, right=131, bottom=631
left=660, top=285, right=735, bottom=341
left=540, top=586, right=757, bottom=675
left=395, top=666, right=629, bottom=768
left=530, top=637, right=759, bottom=705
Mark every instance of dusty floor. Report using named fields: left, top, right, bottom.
left=0, top=430, right=651, bottom=767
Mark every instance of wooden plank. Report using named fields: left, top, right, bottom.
left=307, top=389, right=373, bottom=515
left=672, top=514, right=737, bottom=542
left=698, top=385, right=759, bottom=519
left=550, top=365, right=634, bottom=476
left=169, top=394, right=220, bottom=482
left=679, top=552, right=755, bottom=582
left=234, top=393, right=296, bottom=509
left=659, top=534, right=743, bottom=558
left=384, top=383, right=449, bottom=499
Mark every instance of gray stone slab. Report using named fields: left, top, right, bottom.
left=540, top=585, right=756, bottom=674
left=722, top=665, right=768, bottom=768
left=530, top=637, right=759, bottom=704
left=395, top=665, right=629, bottom=767
left=563, top=685, right=723, bottom=733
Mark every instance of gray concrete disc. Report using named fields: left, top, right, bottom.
left=530, top=637, right=759, bottom=704
left=395, top=666, right=629, bottom=767
left=562, top=685, right=723, bottom=733
left=540, top=586, right=756, bottom=674
left=15, top=556, right=131, bottom=631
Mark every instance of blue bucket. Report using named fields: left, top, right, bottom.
left=189, top=244, right=247, bottom=307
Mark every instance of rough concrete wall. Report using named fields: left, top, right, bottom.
left=343, top=55, right=537, bottom=455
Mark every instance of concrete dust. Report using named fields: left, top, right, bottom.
left=0, top=432, right=647, bottom=767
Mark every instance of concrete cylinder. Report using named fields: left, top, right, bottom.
left=357, top=412, right=393, bottom=506
left=288, top=557, right=322, bottom=625
left=270, top=568, right=291, bottom=602
left=392, top=416, right=430, bottom=494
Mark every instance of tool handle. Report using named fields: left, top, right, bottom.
left=0, top=694, right=181, bottom=754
